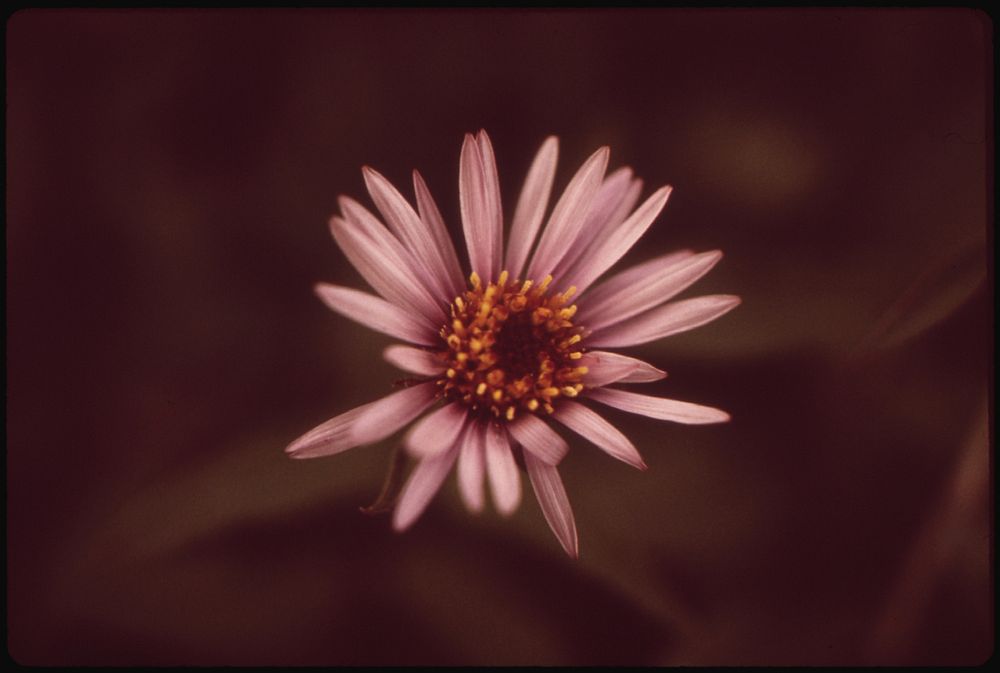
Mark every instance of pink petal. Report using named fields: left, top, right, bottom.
left=404, top=403, right=469, bottom=459
left=526, top=146, right=610, bottom=281
left=477, top=131, right=505, bottom=272
left=314, top=283, right=438, bottom=346
left=579, top=350, right=667, bottom=387
left=552, top=400, right=647, bottom=470
left=485, top=423, right=521, bottom=516
left=285, top=402, right=372, bottom=459
left=337, top=198, right=447, bottom=305
left=413, top=170, right=465, bottom=296
left=551, top=167, right=639, bottom=280
left=382, top=345, right=445, bottom=376
left=507, top=413, right=568, bottom=465
left=577, top=249, right=692, bottom=309
left=362, top=166, right=457, bottom=302
left=578, top=250, right=723, bottom=331
left=504, top=136, right=558, bottom=279
left=392, top=445, right=460, bottom=531
left=329, top=212, right=445, bottom=324
left=459, top=131, right=502, bottom=282
left=588, top=387, right=731, bottom=424
left=525, top=452, right=579, bottom=558
left=348, top=382, right=439, bottom=446
left=562, top=185, right=673, bottom=293
left=587, top=294, right=741, bottom=348
left=457, top=422, right=486, bottom=513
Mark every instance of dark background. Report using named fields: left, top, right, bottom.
left=7, top=9, right=992, bottom=665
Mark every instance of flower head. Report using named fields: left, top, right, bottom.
left=287, top=130, right=739, bottom=557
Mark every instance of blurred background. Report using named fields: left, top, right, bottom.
left=7, top=9, right=992, bottom=665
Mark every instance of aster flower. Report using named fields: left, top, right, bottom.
left=287, top=130, right=739, bottom=558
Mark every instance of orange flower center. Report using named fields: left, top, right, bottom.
left=436, top=271, right=589, bottom=421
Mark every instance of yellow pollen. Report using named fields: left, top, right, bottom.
left=436, top=273, right=588, bottom=422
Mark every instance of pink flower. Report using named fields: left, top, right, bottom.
left=287, top=130, right=739, bottom=558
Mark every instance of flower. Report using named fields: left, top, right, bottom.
left=287, top=130, right=739, bottom=558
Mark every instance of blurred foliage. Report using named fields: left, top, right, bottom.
left=7, top=8, right=991, bottom=665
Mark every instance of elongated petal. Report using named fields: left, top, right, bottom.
left=504, top=136, right=558, bottom=279
left=315, top=283, right=437, bottom=346
left=526, top=146, right=610, bottom=281
left=552, top=167, right=637, bottom=279
left=457, top=422, right=486, bottom=513
left=363, top=166, right=455, bottom=301
left=477, top=131, right=504, bottom=272
left=580, top=350, right=667, bottom=387
left=579, top=250, right=723, bottom=331
left=587, top=294, right=741, bottom=348
left=525, top=452, right=578, bottom=558
left=348, top=382, right=439, bottom=446
left=507, top=413, right=568, bottom=465
left=553, top=400, right=646, bottom=470
left=589, top=387, right=731, bottom=424
left=383, top=345, right=446, bottom=376
left=329, top=212, right=444, bottom=323
left=337, top=198, right=446, bottom=305
left=413, top=170, right=465, bottom=296
left=285, top=402, right=373, bottom=459
left=459, top=132, right=502, bottom=281
left=485, top=423, right=521, bottom=516
left=404, top=403, right=469, bottom=459
left=563, top=185, right=673, bottom=293
left=392, top=445, right=460, bottom=531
